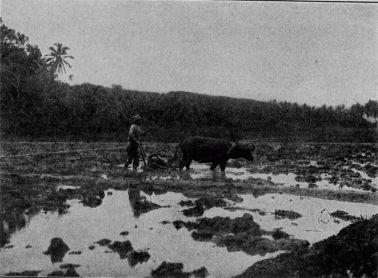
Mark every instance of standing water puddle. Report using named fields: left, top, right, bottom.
left=204, top=193, right=378, bottom=243
left=147, top=162, right=373, bottom=192
left=0, top=190, right=281, bottom=278
left=56, top=185, right=79, bottom=190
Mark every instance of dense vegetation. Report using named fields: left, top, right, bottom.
left=1, top=21, right=377, bottom=142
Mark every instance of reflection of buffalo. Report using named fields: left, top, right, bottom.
left=175, top=136, right=255, bottom=171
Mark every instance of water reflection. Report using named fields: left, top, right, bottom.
left=128, top=187, right=161, bottom=218
left=0, top=190, right=279, bottom=278
left=1, top=210, right=34, bottom=248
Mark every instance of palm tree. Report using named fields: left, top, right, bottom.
left=44, top=43, right=74, bottom=75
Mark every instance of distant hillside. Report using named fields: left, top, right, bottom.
left=1, top=22, right=377, bottom=142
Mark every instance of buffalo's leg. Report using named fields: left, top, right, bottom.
left=179, top=154, right=192, bottom=170
left=185, top=159, right=192, bottom=170
left=179, top=160, right=185, bottom=171
left=220, top=161, right=227, bottom=172
left=210, top=162, right=218, bottom=170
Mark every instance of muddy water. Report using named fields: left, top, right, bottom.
left=350, top=167, right=378, bottom=188
left=0, top=190, right=280, bottom=278
left=148, top=162, right=375, bottom=191
left=56, top=185, right=79, bottom=190
left=204, top=193, right=378, bottom=243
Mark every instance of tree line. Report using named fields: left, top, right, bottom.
left=1, top=21, right=377, bottom=142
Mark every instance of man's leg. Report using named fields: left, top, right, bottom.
left=132, top=144, right=140, bottom=171
left=124, top=143, right=133, bottom=169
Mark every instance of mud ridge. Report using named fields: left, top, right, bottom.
left=235, top=214, right=378, bottom=278
left=173, top=213, right=309, bottom=256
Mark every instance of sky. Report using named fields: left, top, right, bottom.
left=2, top=0, right=377, bottom=107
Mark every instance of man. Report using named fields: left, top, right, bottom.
left=124, top=114, right=148, bottom=171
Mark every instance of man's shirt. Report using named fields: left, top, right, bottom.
left=129, top=124, right=142, bottom=143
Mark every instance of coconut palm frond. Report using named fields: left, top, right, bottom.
left=44, top=57, right=54, bottom=63
left=44, top=43, right=74, bottom=76
left=62, top=60, right=72, bottom=68
left=49, top=46, right=58, bottom=54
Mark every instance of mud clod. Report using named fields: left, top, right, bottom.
left=175, top=213, right=308, bottom=256
left=151, top=262, right=186, bottom=278
left=271, top=229, right=290, bottom=240
left=274, top=210, right=302, bottom=220
left=127, top=250, right=150, bottom=266
left=120, top=231, right=129, bottom=236
left=151, top=262, right=208, bottom=278
left=330, top=210, right=361, bottom=222
left=191, top=267, right=209, bottom=278
left=81, top=191, right=104, bottom=208
left=47, top=271, right=65, bottom=277
left=182, top=197, right=227, bottom=217
left=179, top=200, right=195, bottom=207
left=59, top=263, right=81, bottom=269
left=5, top=270, right=41, bottom=276
left=43, top=237, right=70, bottom=263
left=179, top=214, right=261, bottom=235
left=173, top=220, right=186, bottom=230
left=95, top=239, right=111, bottom=246
left=68, top=251, right=81, bottom=255
left=191, top=231, right=213, bottom=241
left=65, top=266, right=80, bottom=277
left=182, top=206, right=205, bottom=217
left=235, top=215, right=378, bottom=278
left=107, top=240, right=133, bottom=259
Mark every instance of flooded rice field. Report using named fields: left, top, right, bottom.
left=147, top=161, right=378, bottom=192
left=0, top=141, right=377, bottom=277
left=1, top=190, right=283, bottom=277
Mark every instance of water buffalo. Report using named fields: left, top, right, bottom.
left=174, top=136, right=255, bottom=171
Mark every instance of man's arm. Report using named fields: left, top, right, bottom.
left=141, top=127, right=152, bottom=136
left=128, top=125, right=139, bottom=143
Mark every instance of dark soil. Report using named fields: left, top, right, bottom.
left=273, top=210, right=302, bottom=220
left=1, top=142, right=376, bottom=249
left=47, top=271, right=65, bottom=277
left=1, top=141, right=377, bottom=277
left=179, top=200, right=195, bottom=206
left=173, top=213, right=309, bottom=256
left=43, top=237, right=70, bottom=263
left=95, top=239, right=112, bottom=246
left=127, top=250, right=151, bottom=266
left=151, top=262, right=208, bottom=278
left=64, top=266, right=80, bottom=277
left=182, top=197, right=228, bottom=217
left=5, top=270, right=41, bottom=276
left=235, top=215, right=378, bottom=278
left=68, top=251, right=82, bottom=255
left=59, top=264, right=81, bottom=269
left=330, top=210, right=362, bottom=222
left=107, top=240, right=133, bottom=259
left=271, top=229, right=290, bottom=240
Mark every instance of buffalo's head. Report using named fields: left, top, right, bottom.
left=230, top=142, right=255, bottom=161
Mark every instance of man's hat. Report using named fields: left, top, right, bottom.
left=131, top=114, right=142, bottom=124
